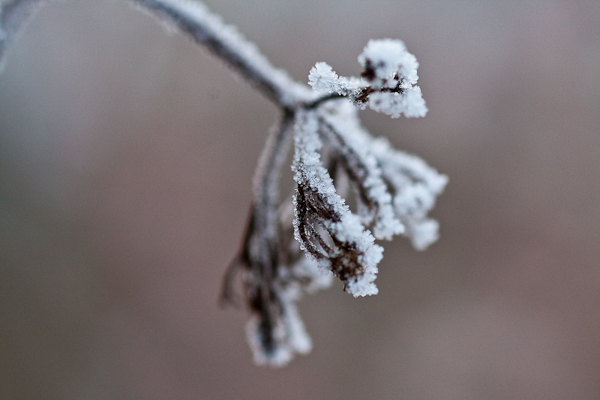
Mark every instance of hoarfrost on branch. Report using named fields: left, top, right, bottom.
left=0, top=0, right=448, bottom=367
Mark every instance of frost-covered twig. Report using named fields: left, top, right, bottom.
left=309, top=39, right=428, bottom=118
left=0, top=0, right=448, bottom=367
left=226, top=37, right=447, bottom=365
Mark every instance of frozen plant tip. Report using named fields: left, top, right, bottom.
left=309, top=39, right=428, bottom=118
left=0, top=0, right=447, bottom=367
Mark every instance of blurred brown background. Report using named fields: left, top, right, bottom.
left=1, top=1, right=599, bottom=399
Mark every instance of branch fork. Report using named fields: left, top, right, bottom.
left=0, top=0, right=447, bottom=367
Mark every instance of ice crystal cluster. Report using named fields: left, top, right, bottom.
left=231, top=40, right=447, bottom=366
left=309, top=39, right=428, bottom=118
left=0, top=0, right=447, bottom=367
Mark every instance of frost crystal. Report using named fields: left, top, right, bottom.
left=358, top=39, right=419, bottom=89
left=308, top=39, right=428, bottom=118
left=226, top=37, right=445, bottom=366
left=291, top=110, right=383, bottom=297
left=0, top=0, right=448, bottom=367
left=308, top=62, right=350, bottom=95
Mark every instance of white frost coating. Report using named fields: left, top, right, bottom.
left=246, top=316, right=291, bottom=366
left=280, top=296, right=312, bottom=354
left=358, top=39, right=427, bottom=118
left=308, top=62, right=349, bottom=94
left=320, top=102, right=405, bottom=239
left=314, top=100, right=446, bottom=251
left=345, top=267, right=379, bottom=296
left=367, top=86, right=427, bottom=119
left=369, top=137, right=448, bottom=250
left=408, top=219, right=440, bottom=251
left=308, top=38, right=427, bottom=118
left=245, top=291, right=312, bottom=366
left=291, top=256, right=333, bottom=293
left=0, top=0, right=447, bottom=368
left=251, top=116, right=294, bottom=205
left=292, top=110, right=383, bottom=297
left=358, top=39, right=419, bottom=89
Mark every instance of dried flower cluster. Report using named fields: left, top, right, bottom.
left=309, top=39, right=428, bottom=118
left=1, top=0, right=447, bottom=367
left=227, top=42, right=447, bottom=365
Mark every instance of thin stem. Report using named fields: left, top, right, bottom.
left=304, top=93, right=346, bottom=109
left=251, top=109, right=295, bottom=238
left=221, top=110, right=295, bottom=306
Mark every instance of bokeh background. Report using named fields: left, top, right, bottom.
left=1, top=1, right=600, bottom=399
